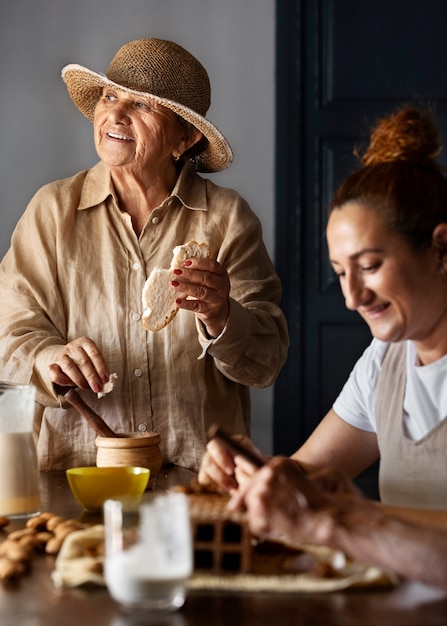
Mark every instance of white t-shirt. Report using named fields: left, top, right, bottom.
left=333, top=338, right=447, bottom=442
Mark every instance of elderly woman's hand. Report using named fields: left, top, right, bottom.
left=47, top=337, right=110, bottom=394
left=171, top=257, right=230, bottom=337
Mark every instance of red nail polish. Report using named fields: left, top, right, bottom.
left=173, top=269, right=182, bottom=275
left=171, top=280, right=179, bottom=287
left=183, top=260, right=192, bottom=266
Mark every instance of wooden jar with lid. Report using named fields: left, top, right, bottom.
left=95, top=432, right=163, bottom=486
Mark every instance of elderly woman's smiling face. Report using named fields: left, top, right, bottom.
left=93, top=88, right=197, bottom=174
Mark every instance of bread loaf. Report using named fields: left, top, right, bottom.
left=142, top=241, right=210, bottom=332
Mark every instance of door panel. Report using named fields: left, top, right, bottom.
left=274, top=0, right=447, bottom=496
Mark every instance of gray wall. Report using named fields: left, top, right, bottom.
left=0, top=0, right=276, bottom=452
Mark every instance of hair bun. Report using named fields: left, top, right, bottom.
left=359, top=105, right=442, bottom=167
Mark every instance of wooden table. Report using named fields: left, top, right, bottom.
left=1, top=467, right=447, bottom=626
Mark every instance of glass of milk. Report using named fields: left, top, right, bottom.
left=104, top=493, right=193, bottom=613
left=0, top=382, right=40, bottom=518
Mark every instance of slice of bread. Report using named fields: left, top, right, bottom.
left=170, top=241, right=209, bottom=269
left=142, top=241, right=210, bottom=332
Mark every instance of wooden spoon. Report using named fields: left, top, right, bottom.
left=57, top=387, right=118, bottom=438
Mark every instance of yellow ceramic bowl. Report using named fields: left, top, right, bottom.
left=66, top=466, right=150, bottom=511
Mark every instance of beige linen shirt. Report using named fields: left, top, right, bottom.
left=0, top=161, right=289, bottom=471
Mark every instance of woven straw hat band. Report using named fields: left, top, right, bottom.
left=106, top=39, right=211, bottom=116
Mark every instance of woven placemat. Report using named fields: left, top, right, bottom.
left=188, top=566, right=398, bottom=593
left=188, top=541, right=399, bottom=593
left=52, top=526, right=398, bottom=593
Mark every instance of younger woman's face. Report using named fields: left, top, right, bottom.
left=326, top=201, right=443, bottom=345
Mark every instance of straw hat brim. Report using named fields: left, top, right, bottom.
left=62, top=64, right=233, bottom=173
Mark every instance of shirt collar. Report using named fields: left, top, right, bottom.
left=168, top=162, right=207, bottom=212
left=78, top=161, right=207, bottom=213
left=78, top=161, right=115, bottom=210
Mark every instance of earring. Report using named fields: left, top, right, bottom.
left=173, top=154, right=181, bottom=161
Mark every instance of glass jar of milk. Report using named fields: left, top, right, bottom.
left=104, top=493, right=192, bottom=613
left=0, top=383, right=40, bottom=518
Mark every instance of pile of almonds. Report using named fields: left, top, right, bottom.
left=0, top=512, right=86, bottom=582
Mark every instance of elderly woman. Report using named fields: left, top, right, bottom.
left=199, top=104, right=447, bottom=522
left=0, top=38, right=288, bottom=470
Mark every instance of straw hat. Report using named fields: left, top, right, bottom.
left=61, top=38, right=233, bottom=173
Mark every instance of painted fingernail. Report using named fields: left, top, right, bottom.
left=173, top=269, right=183, bottom=275
left=183, top=260, right=192, bottom=266
left=171, top=280, right=179, bottom=287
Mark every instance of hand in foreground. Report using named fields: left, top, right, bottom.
left=171, top=257, right=230, bottom=338
left=227, top=457, right=366, bottom=547
left=228, top=458, right=447, bottom=591
left=47, top=336, right=110, bottom=394
left=198, top=435, right=266, bottom=493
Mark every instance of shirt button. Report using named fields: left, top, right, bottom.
left=133, top=262, right=141, bottom=271
left=137, top=423, right=148, bottom=432
left=132, top=312, right=141, bottom=321
left=151, top=216, right=160, bottom=225
left=133, top=368, right=142, bottom=377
